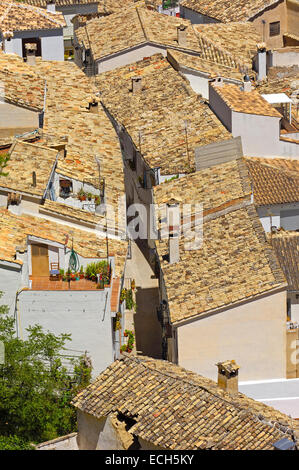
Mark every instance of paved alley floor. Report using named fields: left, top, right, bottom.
left=125, top=240, right=162, bottom=359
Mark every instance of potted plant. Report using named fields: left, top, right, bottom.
left=94, top=195, right=101, bottom=206
left=75, top=272, right=80, bottom=281
left=78, top=187, right=86, bottom=201
left=66, top=268, right=71, bottom=281
left=120, top=288, right=126, bottom=303
left=87, top=192, right=93, bottom=201
left=79, top=266, right=85, bottom=279
left=71, top=272, right=76, bottom=281
left=59, top=268, right=64, bottom=280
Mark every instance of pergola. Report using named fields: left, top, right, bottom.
left=262, top=93, right=293, bottom=124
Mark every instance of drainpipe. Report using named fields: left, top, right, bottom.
left=14, top=287, right=29, bottom=339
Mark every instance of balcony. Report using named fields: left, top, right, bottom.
left=29, top=276, right=103, bottom=291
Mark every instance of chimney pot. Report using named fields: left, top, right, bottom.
left=216, top=360, right=240, bottom=394
left=177, top=24, right=187, bottom=48
left=32, top=171, right=37, bottom=187
left=167, top=201, right=180, bottom=264
left=89, top=98, right=98, bottom=113
left=212, top=76, right=224, bottom=87
left=131, top=77, right=142, bottom=93
left=256, top=43, right=267, bottom=81
left=46, top=0, right=56, bottom=12
left=242, top=75, right=252, bottom=92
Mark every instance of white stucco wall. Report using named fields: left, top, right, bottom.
left=0, top=103, right=39, bottom=131
left=239, top=377, right=299, bottom=418
left=2, top=29, right=64, bottom=61
left=271, top=49, right=299, bottom=67
left=232, top=111, right=282, bottom=156
left=0, top=261, right=22, bottom=315
left=289, top=293, right=299, bottom=323
left=257, top=202, right=299, bottom=232
left=182, top=69, right=242, bottom=99
left=19, top=287, right=114, bottom=377
left=77, top=410, right=106, bottom=450
left=176, top=289, right=287, bottom=382
left=97, top=43, right=167, bottom=74
left=209, top=84, right=232, bottom=131
left=77, top=411, right=126, bottom=450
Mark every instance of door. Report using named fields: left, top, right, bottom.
left=31, top=244, right=49, bottom=277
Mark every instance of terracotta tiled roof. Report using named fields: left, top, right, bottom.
left=194, top=22, right=262, bottom=71
left=40, top=199, right=105, bottom=225
left=0, top=208, right=127, bottom=275
left=283, top=32, right=299, bottom=44
left=180, top=0, right=281, bottom=23
left=167, top=49, right=243, bottom=82
left=31, top=59, right=125, bottom=224
left=0, top=140, right=58, bottom=198
left=246, top=157, right=299, bottom=206
left=0, top=51, right=45, bottom=111
left=154, top=159, right=286, bottom=323
left=154, top=158, right=252, bottom=214
left=0, top=1, right=66, bottom=32
left=0, top=51, right=125, bottom=229
left=75, top=4, right=202, bottom=61
left=211, top=82, right=283, bottom=117
left=110, top=277, right=121, bottom=312
left=96, top=54, right=231, bottom=175
left=271, top=231, right=299, bottom=292
left=15, top=0, right=106, bottom=5
left=72, top=354, right=298, bottom=450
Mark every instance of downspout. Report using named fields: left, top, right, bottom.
left=14, top=287, right=29, bottom=340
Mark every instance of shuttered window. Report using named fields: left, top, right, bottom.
left=269, top=21, right=280, bottom=37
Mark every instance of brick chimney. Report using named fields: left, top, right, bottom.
left=177, top=24, right=187, bottom=48
left=131, top=77, right=142, bottom=93
left=216, top=360, right=240, bottom=394
left=25, top=43, right=37, bottom=66
left=167, top=201, right=180, bottom=264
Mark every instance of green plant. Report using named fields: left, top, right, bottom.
left=77, top=187, right=86, bottom=201
left=164, top=174, right=179, bottom=183
left=120, top=289, right=126, bottom=303
left=0, top=152, right=9, bottom=177
left=85, top=261, right=109, bottom=281
left=125, top=289, right=136, bottom=311
left=59, top=269, right=64, bottom=276
left=0, top=435, right=35, bottom=450
left=114, top=312, right=122, bottom=331
left=122, top=330, right=135, bottom=353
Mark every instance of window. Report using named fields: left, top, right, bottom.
left=269, top=21, right=280, bottom=37
left=59, top=179, right=73, bottom=199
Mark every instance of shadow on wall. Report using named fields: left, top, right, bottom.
left=134, top=286, right=162, bottom=359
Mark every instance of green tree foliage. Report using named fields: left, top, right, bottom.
left=0, top=292, right=91, bottom=447
left=0, top=153, right=9, bottom=177
left=0, top=435, right=35, bottom=450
